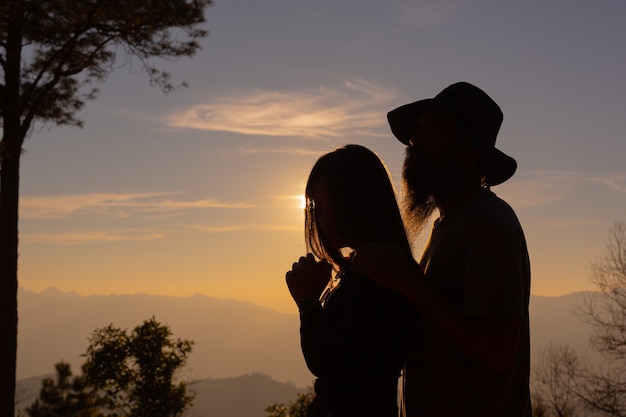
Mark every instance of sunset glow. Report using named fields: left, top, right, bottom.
left=17, top=0, right=626, bottom=317
left=298, top=194, right=306, bottom=210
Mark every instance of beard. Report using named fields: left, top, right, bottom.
left=402, top=147, right=438, bottom=237
left=401, top=146, right=469, bottom=237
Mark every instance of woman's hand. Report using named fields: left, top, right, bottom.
left=286, top=253, right=332, bottom=304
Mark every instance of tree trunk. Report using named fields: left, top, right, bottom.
left=0, top=141, right=20, bottom=417
left=0, top=2, right=24, bottom=415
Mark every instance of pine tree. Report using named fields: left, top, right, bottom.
left=0, top=2, right=211, bottom=414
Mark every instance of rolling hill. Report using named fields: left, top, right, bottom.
left=17, top=287, right=596, bottom=393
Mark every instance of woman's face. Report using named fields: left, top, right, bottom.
left=309, top=181, right=347, bottom=251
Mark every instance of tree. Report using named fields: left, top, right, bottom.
left=580, top=222, right=626, bottom=361
left=531, top=344, right=582, bottom=417
left=575, top=221, right=626, bottom=416
left=26, top=362, right=101, bottom=417
left=0, top=1, right=211, bottom=414
left=82, top=317, right=195, bottom=417
left=532, top=222, right=626, bottom=417
left=265, top=387, right=314, bottom=417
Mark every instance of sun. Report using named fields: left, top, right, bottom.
left=298, top=194, right=306, bottom=210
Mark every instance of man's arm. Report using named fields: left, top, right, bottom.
left=351, top=242, right=521, bottom=374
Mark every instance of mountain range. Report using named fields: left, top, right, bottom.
left=17, top=372, right=306, bottom=417
left=16, top=287, right=597, bottom=415
left=18, top=287, right=310, bottom=386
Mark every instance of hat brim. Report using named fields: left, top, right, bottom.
left=478, top=147, right=517, bottom=186
left=387, top=98, right=441, bottom=145
left=387, top=100, right=517, bottom=186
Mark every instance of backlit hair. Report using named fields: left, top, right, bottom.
left=304, top=144, right=412, bottom=269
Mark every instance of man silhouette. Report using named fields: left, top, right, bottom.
left=352, top=82, right=531, bottom=416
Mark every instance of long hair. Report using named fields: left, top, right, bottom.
left=304, top=144, right=412, bottom=269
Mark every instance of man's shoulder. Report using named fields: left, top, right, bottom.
left=456, top=190, right=526, bottom=241
left=467, top=190, right=518, bottom=220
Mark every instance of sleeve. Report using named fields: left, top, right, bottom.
left=331, top=274, right=414, bottom=379
left=298, top=274, right=415, bottom=380
left=298, top=298, right=327, bottom=377
left=463, top=204, right=529, bottom=320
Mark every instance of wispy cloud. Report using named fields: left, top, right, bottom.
left=21, top=192, right=253, bottom=220
left=22, top=230, right=166, bottom=245
left=587, top=174, right=626, bottom=193
left=189, top=224, right=300, bottom=233
left=238, top=146, right=325, bottom=156
left=499, top=170, right=626, bottom=210
left=166, top=79, right=399, bottom=138
left=523, top=217, right=602, bottom=231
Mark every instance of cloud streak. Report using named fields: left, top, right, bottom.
left=499, top=170, right=626, bottom=210
left=22, top=230, right=167, bottom=245
left=21, top=192, right=253, bottom=220
left=190, top=224, right=300, bottom=233
left=238, top=145, right=325, bottom=156
left=22, top=222, right=300, bottom=245
left=166, top=79, right=399, bottom=138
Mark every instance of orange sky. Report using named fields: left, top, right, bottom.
left=17, top=0, right=626, bottom=314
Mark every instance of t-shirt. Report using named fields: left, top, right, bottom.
left=299, top=267, right=415, bottom=417
left=405, top=189, right=531, bottom=417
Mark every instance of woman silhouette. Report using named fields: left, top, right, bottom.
left=286, top=144, right=416, bottom=417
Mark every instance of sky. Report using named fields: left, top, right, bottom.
left=16, top=0, right=626, bottom=314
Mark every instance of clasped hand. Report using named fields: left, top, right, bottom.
left=286, top=253, right=332, bottom=305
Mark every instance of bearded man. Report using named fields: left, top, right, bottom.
left=352, top=82, right=532, bottom=417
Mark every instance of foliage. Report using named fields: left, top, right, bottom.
left=575, top=221, right=626, bottom=416
left=531, top=344, right=582, bottom=417
left=0, top=1, right=211, bottom=415
left=1, top=0, right=212, bottom=130
left=82, top=317, right=195, bottom=417
left=265, top=386, right=315, bottom=417
left=22, top=318, right=194, bottom=417
left=25, top=362, right=101, bottom=417
left=580, top=222, right=626, bottom=360
left=530, top=222, right=626, bottom=417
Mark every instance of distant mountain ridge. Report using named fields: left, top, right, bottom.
left=18, top=287, right=312, bottom=387
left=18, top=287, right=596, bottom=390
left=17, top=372, right=306, bottom=417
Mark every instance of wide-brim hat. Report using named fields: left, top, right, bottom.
left=387, top=82, right=517, bottom=186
